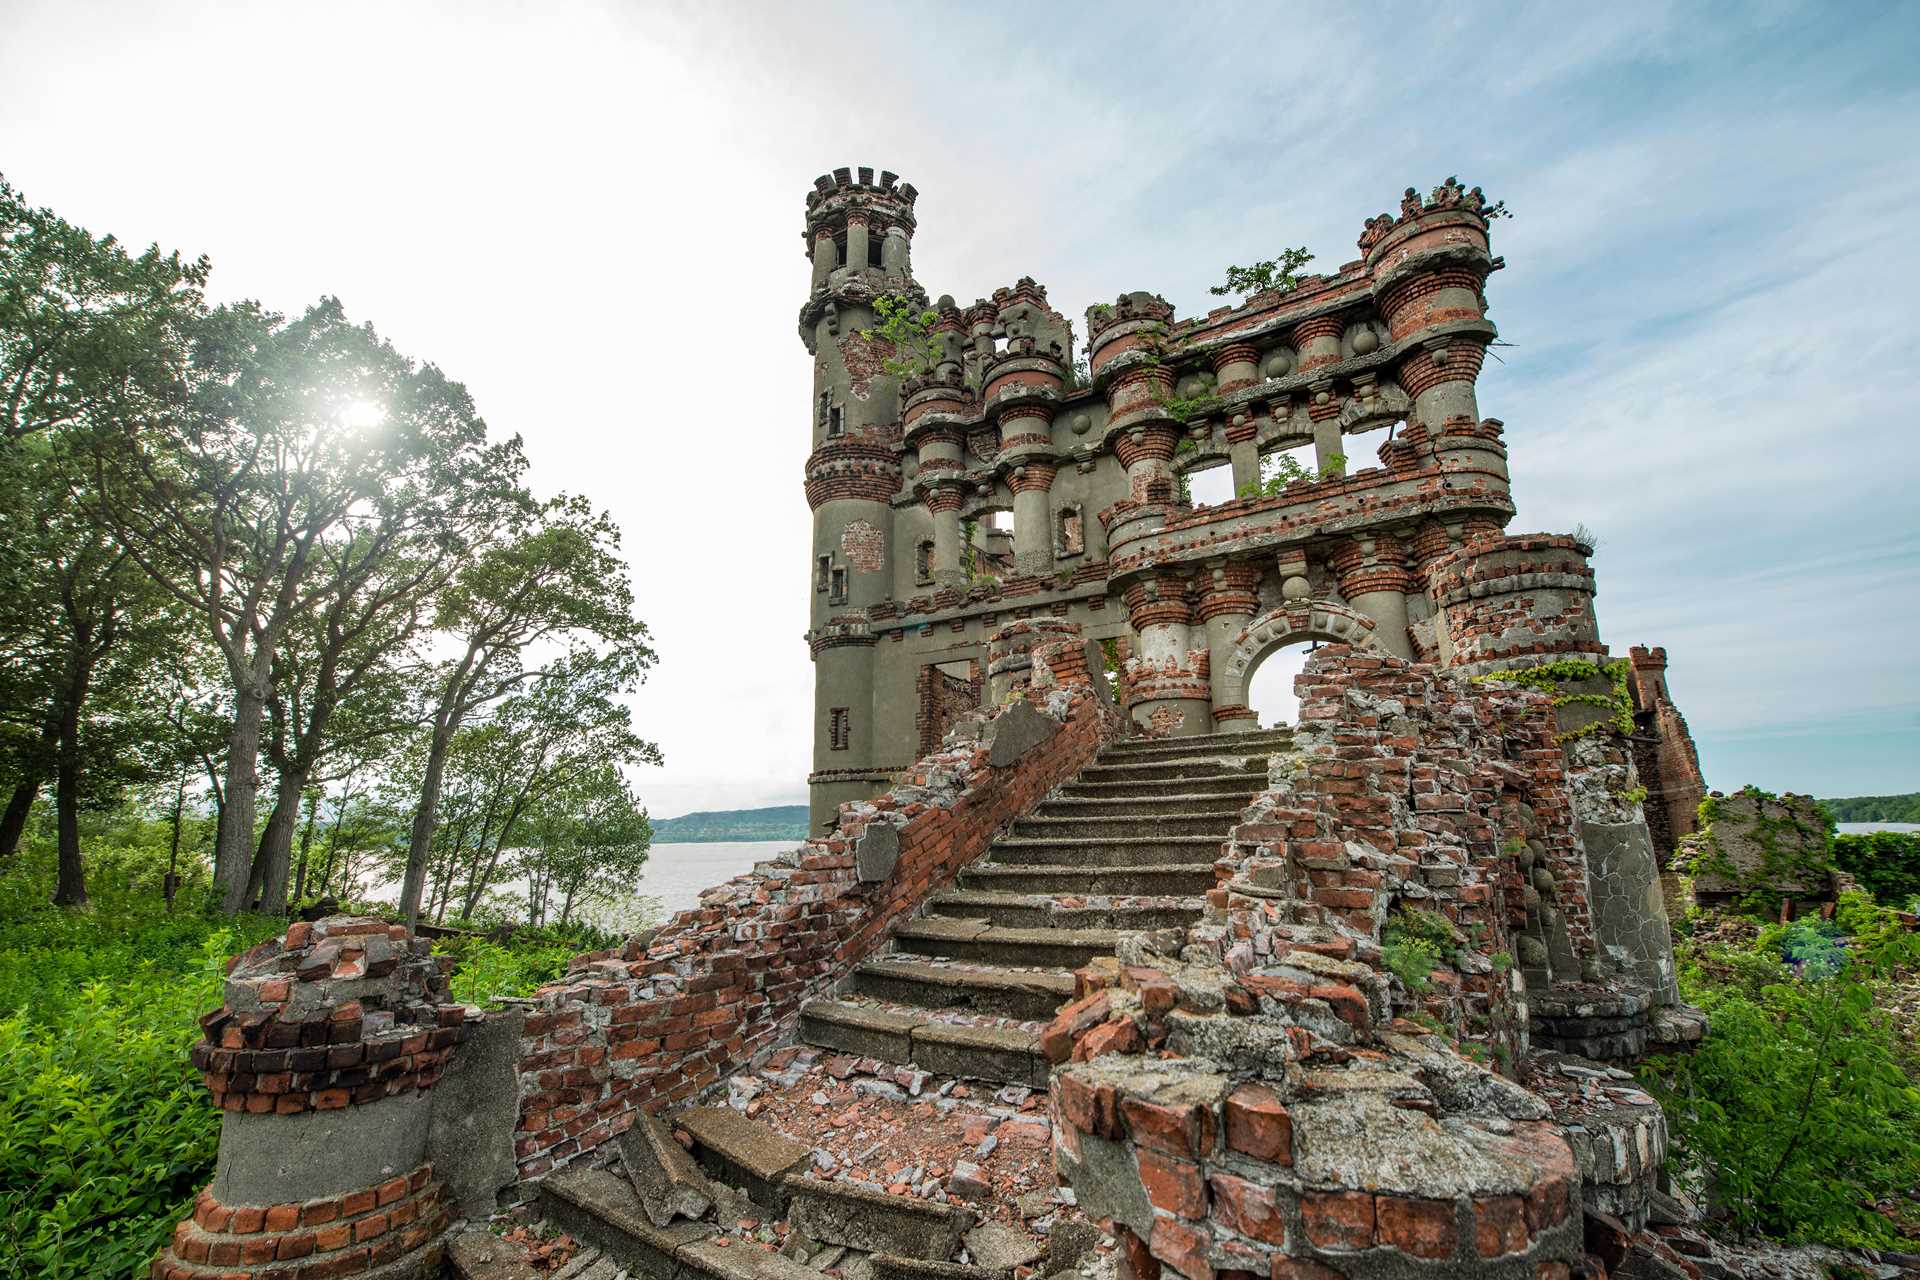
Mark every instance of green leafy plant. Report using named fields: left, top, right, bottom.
left=1209, top=246, right=1316, bottom=299
left=1638, top=895, right=1920, bottom=1248
left=858, top=294, right=942, bottom=378
left=1469, top=658, right=1634, bottom=743
left=1832, top=830, right=1920, bottom=908
left=1235, top=451, right=1345, bottom=498
left=1381, top=906, right=1464, bottom=995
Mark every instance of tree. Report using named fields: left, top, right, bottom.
left=96, top=297, right=518, bottom=914
left=0, top=173, right=207, bottom=861
left=0, top=431, right=192, bottom=905
left=397, top=497, right=654, bottom=923
left=520, top=763, right=652, bottom=928
left=1209, top=246, right=1316, bottom=299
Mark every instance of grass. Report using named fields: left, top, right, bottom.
left=0, top=826, right=606, bottom=1280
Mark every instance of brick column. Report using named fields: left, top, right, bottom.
left=1195, top=562, right=1265, bottom=731
left=1329, top=534, right=1416, bottom=659
left=1123, top=575, right=1211, bottom=736
left=921, top=482, right=969, bottom=586
left=1223, top=410, right=1260, bottom=495
left=1293, top=316, right=1346, bottom=475
left=1007, top=462, right=1058, bottom=576
left=153, top=917, right=473, bottom=1280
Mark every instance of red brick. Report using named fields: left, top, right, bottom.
left=1222, top=1083, right=1291, bottom=1165
left=1209, top=1173, right=1286, bottom=1246
left=1074, top=1018, right=1142, bottom=1060
left=1138, top=1149, right=1207, bottom=1218
left=1473, top=1194, right=1529, bottom=1257
left=1115, top=1224, right=1161, bottom=1280
left=229, top=1206, right=266, bottom=1234
left=1300, top=1190, right=1374, bottom=1250
left=1271, top=1262, right=1342, bottom=1280
left=1375, top=1195, right=1458, bottom=1260
left=1525, top=1173, right=1570, bottom=1233
left=1149, top=1216, right=1213, bottom=1280
left=1120, top=1095, right=1216, bottom=1159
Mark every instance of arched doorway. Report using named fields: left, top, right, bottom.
left=1217, top=603, right=1381, bottom=725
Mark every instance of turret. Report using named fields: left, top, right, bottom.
left=799, top=167, right=919, bottom=832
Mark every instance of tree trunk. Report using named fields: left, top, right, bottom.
left=0, top=714, right=59, bottom=856
left=293, top=792, right=318, bottom=902
left=51, top=753, right=88, bottom=908
left=217, top=680, right=268, bottom=914
left=401, top=716, right=458, bottom=923
left=165, top=773, right=186, bottom=910
left=0, top=780, right=39, bottom=858
left=253, top=766, right=306, bottom=915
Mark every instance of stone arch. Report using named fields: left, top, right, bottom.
left=1217, top=601, right=1382, bottom=712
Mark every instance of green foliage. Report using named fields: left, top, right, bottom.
left=431, top=922, right=617, bottom=1005
left=1235, top=451, right=1345, bottom=498
left=0, top=866, right=282, bottom=1280
left=858, top=294, right=941, bottom=378
left=1638, top=897, right=1920, bottom=1248
left=1469, top=658, right=1634, bottom=743
left=0, top=855, right=609, bottom=1278
left=1381, top=906, right=1463, bottom=995
left=1832, top=830, right=1920, bottom=908
left=1209, top=247, right=1316, bottom=299
left=1822, top=794, right=1920, bottom=824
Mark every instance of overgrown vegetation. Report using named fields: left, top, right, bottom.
left=0, top=827, right=599, bottom=1280
left=1468, top=658, right=1634, bottom=743
left=1235, top=450, right=1346, bottom=498
left=1640, top=895, right=1920, bottom=1248
left=1381, top=904, right=1463, bottom=995
left=1209, top=246, right=1315, bottom=299
left=858, top=293, right=942, bottom=378
left=1832, top=830, right=1920, bottom=909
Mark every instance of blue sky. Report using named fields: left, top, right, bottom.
left=1, top=1, right=1914, bottom=812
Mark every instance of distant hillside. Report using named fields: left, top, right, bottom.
left=652, top=805, right=809, bottom=843
left=1821, top=793, right=1920, bottom=823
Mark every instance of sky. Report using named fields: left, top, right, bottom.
left=2, top=0, right=1915, bottom=815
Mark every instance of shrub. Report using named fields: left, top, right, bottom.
left=1638, top=894, right=1920, bottom=1247
left=1833, top=830, right=1920, bottom=908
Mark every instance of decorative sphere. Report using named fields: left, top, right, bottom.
left=1352, top=328, right=1379, bottom=355
left=1070, top=413, right=1092, bottom=436
left=1281, top=575, right=1310, bottom=601
left=1262, top=350, right=1294, bottom=379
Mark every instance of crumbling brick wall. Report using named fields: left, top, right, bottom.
left=510, top=626, right=1119, bottom=1182
left=1040, top=646, right=1680, bottom=1278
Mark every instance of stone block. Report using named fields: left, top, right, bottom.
left=620, top=1111, right=714, bottom=1227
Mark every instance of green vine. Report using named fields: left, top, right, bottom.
left=1469, top=657, right=1632, bottom=743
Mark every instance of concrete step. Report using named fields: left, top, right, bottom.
left=924, top=888, right=1206, bottom=931
left=1075, top=757, right=1266, bottom=785
left=959, top=861, right=1218, bottom=896
left=1011, top=811, right=1240, bottom=839
left=1057, top=772, right=1262, bottom=800
left=849, top=957, right=1074, bottom=1021
left=891, top=918, right=1119, bottom=968
left=986, top=834, right=1225, bottom=867
left=1031, top=791, right=1256, bottom=818
left=798, top=998, right=1049, bottom=1087
left=1101, top=731, right=1292, bottom=763
left=539, top=1166, right=726, bottom=1280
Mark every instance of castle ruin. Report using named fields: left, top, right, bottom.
left=151, top=170, right=1728, bottom=1280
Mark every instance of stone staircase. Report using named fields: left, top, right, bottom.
left=798, top=728, right=1292, bottom=1086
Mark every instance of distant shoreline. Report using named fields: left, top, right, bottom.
left=651, top=804, right=807, bottom=844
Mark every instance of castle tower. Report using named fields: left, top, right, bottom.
left=798, top=167, right=920, bottom=832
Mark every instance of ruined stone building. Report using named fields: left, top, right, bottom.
left=155, top=173, right=1731, bottom=1280
left=801, top=167, right=1600, bottom=834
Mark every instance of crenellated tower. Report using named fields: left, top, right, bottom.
left=798, top=167, right=921, bottom=832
